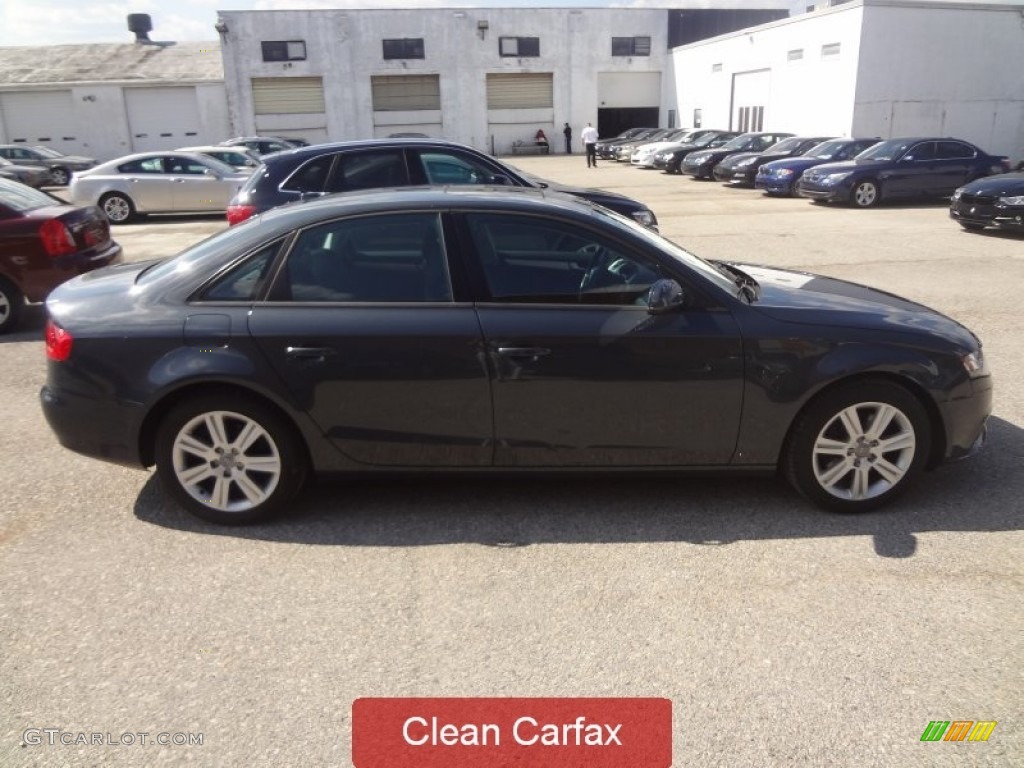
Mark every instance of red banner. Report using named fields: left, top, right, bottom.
left=352, top=697, right=672, bottom=767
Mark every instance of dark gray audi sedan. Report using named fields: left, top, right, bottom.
left=41, top=187, right=991, bottom=525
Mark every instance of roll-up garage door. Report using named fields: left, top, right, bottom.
left=371, top=75, right=441, bottom=111
left=125, top=86, right=202, bottom=152
left=252, top=77, right=326, bottom=114
left=486, top=73, right=553, bottom=109
left=0, top=90, right=79, bottom=154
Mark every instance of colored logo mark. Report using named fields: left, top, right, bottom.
left=920, top=720, right=997, bottom=742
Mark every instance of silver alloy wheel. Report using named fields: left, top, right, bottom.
left=171, top=410, right=282, bottom=513
left=852, top=181, right=878, bottom=207
left=51, top=168, right=70, bottom=185
left=102, top=195, right=131, bottom=222
left=0, top=291, right=9, bottom=323
left=811, top=401, right=916, bottom=501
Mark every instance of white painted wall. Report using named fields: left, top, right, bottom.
left=0, top=82, right=229, bottom=162
left=853, top=2, right=1024, bottom=161
left=217, top=7, right=668, bottom=154
left=669, top=5, right=864, bottom=136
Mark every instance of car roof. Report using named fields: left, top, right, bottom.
left=248, top=185, right=598, bottom=230
left=258, top=137, right=490, bottom=166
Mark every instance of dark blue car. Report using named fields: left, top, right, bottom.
left=796, top=137, right=1009, bottom=208
left=755, top=138, right=881, bottom=196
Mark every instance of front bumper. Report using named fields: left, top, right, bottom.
left=681, top=160, right=714, bottom=177
left=755, top=176, right=793, bottom=195
left=950, top=199, right=1024, bottom=230
left=938, top=375, right=993, bottom=463
left=796, top=181, right=848, bottom=202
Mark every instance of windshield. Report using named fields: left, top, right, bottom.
left=0, top=177, right=63, bottom=211
left=693, top=133, right=722, bottom=147
left=32, top=146, right=64, bottom=158
left=721, top=134, right=757, bottom=151
left=765, top=137, right=803, bottom=154
left=856, top=139, right=914, bottom=162
left=806, top=140, right=847, bottom=159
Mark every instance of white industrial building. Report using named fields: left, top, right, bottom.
left=215, top=4, right=791, bottom=154
left=670, top=0, right=1024, bottom=161
left=0, top=39, right=229, bottom=162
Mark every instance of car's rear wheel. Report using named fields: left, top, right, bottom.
left=99, top=192, right=136, bottom=224
left=50, top=167, right=70, bottom=186
left=155, top=395, right=308, bottom=525
left=851, top=180, right=880, bottom=208
left=0, top=277, right=24, bottom=334
left=783, top=380, right=930, bottom=512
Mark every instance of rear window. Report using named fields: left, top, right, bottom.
left=0, top=178, right=63, bottom=212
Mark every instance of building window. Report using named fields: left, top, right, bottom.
left=821, top=42, right=841, bottom=58
left=787, top=48, right=803, bottom=62
left=711, top=62, right=723, bottom=73
left=371, top=75, right=441, bottom=111
left=499, top=37, right=540, bottom=57
left=383, top=38, right=425, bottom=60
left=261, top=40, right=306, bottom=62
left=611, top=36, right=651, bottom=56
left=693, top=108, right=702, bottom=128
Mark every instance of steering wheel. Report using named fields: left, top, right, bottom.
left=576, top=244, right=611, bottom=295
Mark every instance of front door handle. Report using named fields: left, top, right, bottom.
left=496, top=347, right=551, bottom=359
left=286, top=346, right=336, bottom=361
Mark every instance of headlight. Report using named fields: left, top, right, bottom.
left=776, top=168, right=795, bottom=177
left=734, top=157, right=757, bottom=169
left=689, top=153, right=707, bottom=163
left=998, top=195, right=1024, bottom=205
left=822, top=172, right=852, bottom=185
left=952, top=187, right=964, bottom=200
left=962, top=350, right=988, bottom=377
left=631, top=209, right=655, bottom=227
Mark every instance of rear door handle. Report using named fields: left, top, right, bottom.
left=286, top=346, right=336, bottom=361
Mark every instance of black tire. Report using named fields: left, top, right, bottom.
left=99, top=192, right=136, bottom=224
left=155, top=394, right=308, bottom=525
left=783, top=380, right=931, bottom=513
left=0, top=276, right=24, bottom=334
left=959, top=222, right=986, bottom=232
left=850, top=179, right=880, bottom=208
left=50, top=167, right=70, bottom=186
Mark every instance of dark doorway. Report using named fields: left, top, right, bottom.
left=597, top=107, right=659, bottom=140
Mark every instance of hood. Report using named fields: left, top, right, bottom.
left=731, top=263, right=978, bottom=348
left=958, top=172, right=1024, bottom=195
left=761, top=157, right=828, bottom=173
left=546, top=182, right=639, bottom=208
left=719, top=152, right=758, bottom=168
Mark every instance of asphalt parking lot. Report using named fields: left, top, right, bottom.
left=2, top=156, right=1021, bottom=767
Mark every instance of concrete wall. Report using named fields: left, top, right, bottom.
left=853, top=2, right=1024, bottom=162
left=669, top=5, right=864, bottom=136
left=217, top=7, right=668, bottom=154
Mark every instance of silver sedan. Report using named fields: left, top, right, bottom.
left=69, top=151, right=250, bottom=224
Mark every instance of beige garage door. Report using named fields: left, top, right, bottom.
left=0, top=90, right=79, bottom=154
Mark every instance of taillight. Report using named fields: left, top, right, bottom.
left=39, top=218, right=77, bottom=256
left=226, top=204, right=257, bottom=225
left=45, top=320, right=73, bottom=361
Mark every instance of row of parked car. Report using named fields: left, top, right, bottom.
left=598, top=126, right=1024, bottom=230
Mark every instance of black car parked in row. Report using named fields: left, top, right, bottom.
left=654, top=131, right=740, bottom=173
left=681, top=133, right=795, bottom=179
left=712, top=136, right=834, bottom=186
left=594, top=128, right=658, bottom=160
left=797, top=137, right=1009, bottom=208
left=226, top=138, right=658, bottom=229
left=950, top=172, right=1024, bottom=233
left=41, top=187, right=990, bottom=525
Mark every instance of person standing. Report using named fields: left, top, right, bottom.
left=563, top=122, right=572, bottom=154
left=581, top=122, right=599, bottom=167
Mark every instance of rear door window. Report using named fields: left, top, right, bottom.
left=281, top=156, right=334, bottom=193
left=324, top=150, right=408, bottom=193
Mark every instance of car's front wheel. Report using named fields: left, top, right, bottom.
left=155, top=395, right=308, bottom=525
left=50, top=167, right=70, bottom=186
left=959, top=222, right=986, bottom=232
left=851, top=180, right=880, bottom=208
left=783, top=380, right=931, bottom=512
left=99, top=192, right=136, bottom=224
left=0, top=276, right=24, bottom=334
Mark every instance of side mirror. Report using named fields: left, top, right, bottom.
left=203, top=168, right=221, bottom=179
left=646, top=278, right=685, bottom=314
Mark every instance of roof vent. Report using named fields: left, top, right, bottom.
left=127, top=13, right=176, bottom=47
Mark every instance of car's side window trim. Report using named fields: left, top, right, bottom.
left=188, top=234, right=295, bottom=304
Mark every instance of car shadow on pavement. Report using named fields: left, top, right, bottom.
left=0, top=305, right=45, bottom=343
left=134, top=415, right=1023, bottom=559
